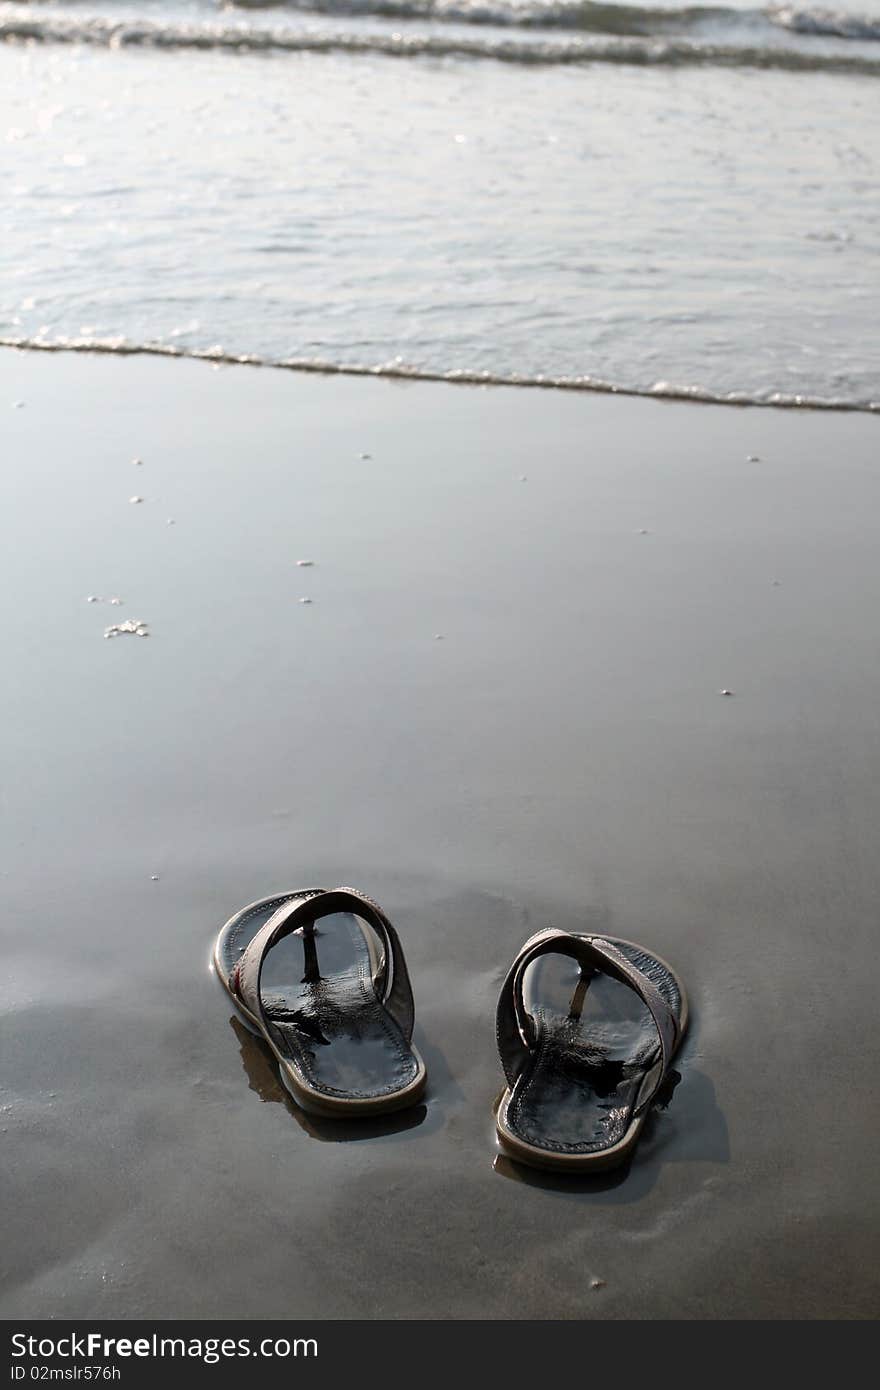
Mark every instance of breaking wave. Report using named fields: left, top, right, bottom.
left=225, top=0, right=880, bottom=44
left=1, top=4, right=880, bottom=72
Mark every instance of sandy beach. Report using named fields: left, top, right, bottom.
left=1, top=347, right=878, bottom=1319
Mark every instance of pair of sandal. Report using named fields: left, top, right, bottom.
left=213, top=886, right=688, bottom=1173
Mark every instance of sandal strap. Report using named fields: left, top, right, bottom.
left=234, top=887, right=415, bottom=1042
left=496, top=928, right=678, bottom=1114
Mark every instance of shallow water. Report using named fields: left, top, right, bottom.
left=2, top=0, right=879, bottom=407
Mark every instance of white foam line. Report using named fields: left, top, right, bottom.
left=3, top=337, right=878, bottom=413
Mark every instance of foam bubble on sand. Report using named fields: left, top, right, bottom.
left=104, top=619, right=149, bottom=639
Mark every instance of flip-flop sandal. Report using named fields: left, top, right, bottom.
left=213, top=887, right=427, bottom=1118
left=495, top=928, right=688, bottom=1172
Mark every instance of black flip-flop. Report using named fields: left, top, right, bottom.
left=214, top=887, right=427, bottom=1118
left=495, top=928, right=687, bottom=1172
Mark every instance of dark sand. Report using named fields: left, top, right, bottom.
left=2, top=350, right=879, bottom=1319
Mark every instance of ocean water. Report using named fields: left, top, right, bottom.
left=1, top=0, right=879, bottom=408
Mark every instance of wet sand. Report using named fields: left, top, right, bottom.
left=2, top=349, right=879, bottom=1319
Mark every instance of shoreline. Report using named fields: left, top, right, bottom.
left=2, top=341, right=878, bottom=415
